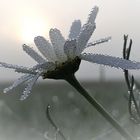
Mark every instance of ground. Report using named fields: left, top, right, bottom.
left=0, top=80, right=139, bottom=140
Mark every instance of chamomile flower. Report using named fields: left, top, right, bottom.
left=1, top=6, right=140, bottom=100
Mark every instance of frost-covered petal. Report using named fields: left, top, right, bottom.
left=20, top=73, right=40, bottom=100
left=76, top=6, right=98, bottom=55
left=33, top=62, right=56, bottom=71
left=3, top=74, right=34, bottom=93
left=23, top=44, right=46, bottom=63
left=80, top=53, right=140, bottom=70
left=68, top=20, right=81, bottom=39
left=34, top=36, right=57, bottom=62
left=15, top=69, right=36, bottom=74
left=87, top=37, right=111, bottom=48
left=64, top=39, right=77, bottom=59
left=0, top=62, right=36, bottom=74
left=76, top=23, right=96, bottom=55
left=87, top=6, right=99, bottom=24
left=49, top=28, right=67, bottom=62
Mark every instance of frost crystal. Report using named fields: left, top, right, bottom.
left=69, top=20, right=81, bottom=39
left=23, top=44, right=46, bottom=63
left=76, top=23, right=96, bottom=54
left=20, top=73, right=40, bottom=100
left=0, top=62, right=36, bottom=74
left=87, top=37, right=111, bottom=48
left=64, top=39, right=77, bottom=59
left=49, top=28, right=67, bottom=62
left=87, top=6, right=99, bottom=24
left=34, top=36, right=57, bottom=62
left=3, top=74, right=34, bottom=93
left=80, top=53, right=140, bottom=70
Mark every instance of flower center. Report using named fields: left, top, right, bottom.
left=42, top=57, right=81, bottom=80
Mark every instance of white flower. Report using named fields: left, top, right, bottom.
left=1, top=6, right=140, bottom=100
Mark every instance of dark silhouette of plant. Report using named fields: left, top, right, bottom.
left=123, top=35, right=140, bottom=124
left=46, top=104, right=67, bottom=140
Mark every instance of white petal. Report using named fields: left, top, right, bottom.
left=23, top=44, right=46, bottom=63
left=3, top=74, right=34, bottom=93
left=87, top=6, right=99, bottom=24
left=34, top=36, right=57, bottom=62
left=64, top=39, right=77, bottom=59
left=0, top=62, right=36, bottom=74
left=76, top=6, right=98, bottom=55
left=68, top=20, right=81, bottom=39
left=87, top=37, right=111, bottom=48
left=15, top=69, right=36, bottom=74
left=33, top=62, right=56, bottom=71
left=20, top=73, right=40, bottom=100
left=49, top=28, right=67, bottom=62
left=76, top=23, right=96, bottom=55
left=80, top=53, right=140, bottom=70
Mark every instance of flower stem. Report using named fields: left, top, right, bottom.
left=65, top=74, right=135, bottom=140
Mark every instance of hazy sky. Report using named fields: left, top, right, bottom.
left=0, top=0, right=140, bottom=81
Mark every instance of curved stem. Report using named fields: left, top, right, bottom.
left=46, top=105, right=66, bottom=140
left=123, top=35, right=140, bottom=123
left=65, top=74, right=135, bottom=140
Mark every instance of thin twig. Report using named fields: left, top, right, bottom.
left=46, top=105, right=67, bottom=140
left=123, top=35, right=140, bottom=124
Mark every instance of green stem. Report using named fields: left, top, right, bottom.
left=65, top=74, right=135, bottom=140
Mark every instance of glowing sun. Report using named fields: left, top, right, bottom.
left=20, top=16, right=48, bottom=43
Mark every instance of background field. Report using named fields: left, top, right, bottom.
left=0, top=80, right=140, bottom=140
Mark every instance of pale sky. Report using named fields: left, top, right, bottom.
left=0, top=0, right=140, bottom=81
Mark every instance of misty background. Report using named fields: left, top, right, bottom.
left=0, top=1, right=140, bottom=140
left=0, top=0, right=140, bottom=81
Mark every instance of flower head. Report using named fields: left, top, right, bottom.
left=1, top=6, right=140, bottom=100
